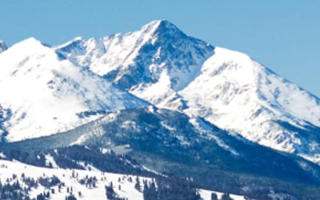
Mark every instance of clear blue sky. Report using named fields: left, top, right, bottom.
left=1, top=0, right=319, bottom=96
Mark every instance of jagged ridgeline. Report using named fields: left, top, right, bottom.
left=56, top=20, right=320, bottom=165
left=1, top=20, right=320, bottom=200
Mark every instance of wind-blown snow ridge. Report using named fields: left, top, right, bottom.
left=0, top=37, right=148, bottom=142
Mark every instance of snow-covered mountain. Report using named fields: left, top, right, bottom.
left=55, top=20, right=320, bottom=164
left=2, top=19, right=320, bottom=200
left=0, top=40, right=7, bottom=53
left=178, top=47, right=320, bottom=164
left=56, top=20, right=214, bottom=105
left=0, top=38, right=148, bottom=142
left=3, top=107, right=320, bottom=199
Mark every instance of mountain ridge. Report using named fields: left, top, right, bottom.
left=3, top=20, right=319, bottom=164
left=53, top=20, right=320, bottom=164
left=0, top=37, right=148, bottom=142
left=2, top=107, right=320, bottom=199
left=1, top=20, right=320, bottom=199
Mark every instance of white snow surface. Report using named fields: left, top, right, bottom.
left=0, top=159, right=245, bottom=200
left=0, top=159, right=147, bottom=200
left=178, top=47, right=320, bottom=163
left=2, top=20, right=320, bottom=164
left=55, top=20, right=320, bottom=164
left=56, top=20, right=214, bottom=101
left=0, top=38, right=148, bottom=142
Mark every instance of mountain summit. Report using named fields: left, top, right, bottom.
left=178, top=47, right=320, bottom=163
left=1, top=20, right=320, bottom=165
left=1, top=20, right=320, bottom=200
left=56, top=20, right=214, bottom=104
left=55, top=20, right=320, bottom=164
left=0, top=37, right=147, bottom=142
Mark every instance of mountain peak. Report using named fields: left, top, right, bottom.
left=0, top=36, right=148, bottom=142
left=0, top=37, right=57, bottom=71
left=0, top=40, right=8, bottom=53
left=9, top=37, right=48, bottom=54
left=142, top=19, right=174, bottom=29
left=19, top=37, right=44, bottom=46
left=144, top=19, right=178, bottom=29
left=141, top=19, right=186, bottom=39
left=157, top=19, right=181, bottom=30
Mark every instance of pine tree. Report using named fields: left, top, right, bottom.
left=211, top=193, right=218, bottom=200
left=134, top=177, right=141, bottom=192
left=221, top=193, right=233, bottom=200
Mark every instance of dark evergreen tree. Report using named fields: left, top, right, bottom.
left=143, top=180, right=157, bottom=200
left=65, top=194, right=77, bottom=200
left=105, top=183, right=126, bottom=200
left=142, top=177, right=201, bottom=200
left=211, top=193, right=218, bottom=200
left=221, top=193, right=234, bottom=200
left=36, top=193, right=45, bottom=200
left=134, top=177, right=141, bottom=192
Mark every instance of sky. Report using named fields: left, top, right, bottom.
left=0, top=0, right=319, bottom=96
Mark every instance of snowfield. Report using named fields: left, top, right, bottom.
left=0, top=159, right=146, bottom=200
left=0, top=160, right=245, bottom=200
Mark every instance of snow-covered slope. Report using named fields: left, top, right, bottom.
left=3, top=107, right=320, bottom=199
left=178, top=47, right=320, bottom=164
left=0, top=38, right=148, bottom=142
left=0, top=159, right=149, bottom=200
left=56, top=20, right=214, bottom=105
left=0, top=40, right=7, bottom=53
left=6, top=107, right=320, bottom=187
left=56, top=20, right=320, bottom=164
left=0, top=159, right=246, bottom=200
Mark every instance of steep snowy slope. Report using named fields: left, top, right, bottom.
left=0, top=40, right=7, bottom=53
left=56, top=20, right=214, bottom=105
left=178, top=47, right=320, bottom=164
left=0, top=38, right=147, bottom=142
left=56, top=20, right=320, bottom=164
